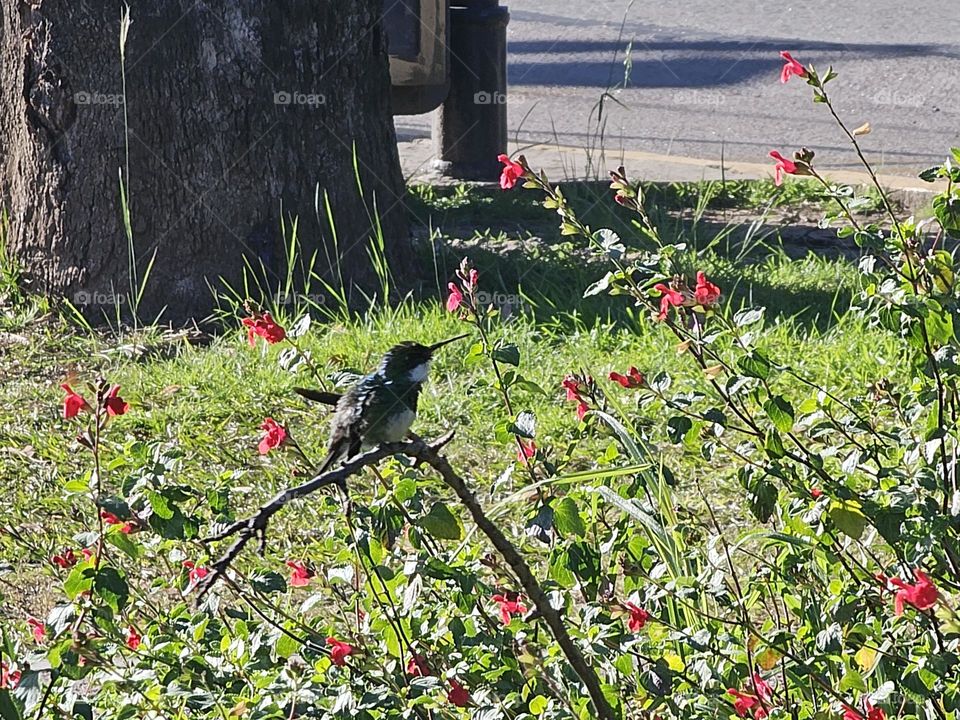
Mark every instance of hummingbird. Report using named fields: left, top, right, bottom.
left=296, top=335, right=469, bottom=475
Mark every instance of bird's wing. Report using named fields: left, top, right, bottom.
left=294, top=387, right=342, bottom=406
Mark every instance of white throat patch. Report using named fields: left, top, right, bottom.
left=408, top=361, right=430, bottom=383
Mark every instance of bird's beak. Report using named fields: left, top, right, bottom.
left=429, top=333, right=470, bottom=352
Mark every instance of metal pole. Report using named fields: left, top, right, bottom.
left=431, top=0, right=510, bottom=181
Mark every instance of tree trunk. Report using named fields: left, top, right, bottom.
left=0, top=0, right=411, bottom=323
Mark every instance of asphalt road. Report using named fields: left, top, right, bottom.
left=396, top=0, right=960, bottom=179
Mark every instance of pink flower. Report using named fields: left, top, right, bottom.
left=779, top=51, right=807, bottom=83
left=516, top=439, right=536, bottom=464
left=447, top=679, right=471, bottom=707
left=468, top=269, right=479, bottom=287
left=810, top=487, right=824, bottom=499
left=769, top=151, right=798, bottom=187
left=126, top=625, right=141, bottom=650
left=609, top=366, right=645, bottom=389
left=562, top=375, right=591, bottom=420
left=258, top=418, right=288, bottom=455
left=286, top=560, right=313, bottom=587
left=183, top=560, right=209, bottom=586
left=694, top=271, right=721, bottom=307
left=51, top=549, right=78, bottom=569
left=890, top=569, right=939, bottom=615
left=406, top=654, right=431, bottom=677
left=492, top=592, right=528, bottom=626
left=576, top=401, right=589, bottom=421
left=654, top=283, right=685, bottom=321
left=0, top=662, right=21, bottom=690
left=446, top=283, right=463, bottom=312
left=624, top=602, right=650, bottom=632
left=326, top=637, right=354, bottom=666
left=242, top=312, right=286, bottom=346
left=27, top=618, right=46, bottom=643
left=498, top=154, right=525, bottom=190
left=104, top=385, right=129, bottom=416
left=61, top=383, right=90, bottom=419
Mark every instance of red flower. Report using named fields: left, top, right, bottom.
left=447, top=679, right=471, bottom=707
left=406, top=654, right=431, bottom=677
left=51, top=549, right=78, bottom=569
left=61, top=383, right=90, bottom=419
left=498, top=154, right=525, bottom=190
left=609, top=366, right=645, bottom=389
left=562, top=375, right=582, bottom=401
left=242, top=312, right=286, bottom=346
left=845, top=700, right=886, bottom=720
left=624, top=602, right=650, bottom=632
left=100, top=510, right=123, bottom=525
left=769, top=151, right=798, bottom=187
left=258, top=418, right=288, bottom=455
left=728, top=689, right=758, bottom=718
left=183, top=560, right=209, bottom=586
left=27, top=618, right=46, bottom=643
left=810, top=487, right=824, bottom=499
left=104, top=385, right=129, bottom=416
left=446, top=283, right=464, bottom=312
left=286, top=560, right=313, bottom=588
left=576, top=401, right=589, bottom=421
left=654, top=283, right=685, bottom=321
left=492, top=592, right=528, bottom=626
left=0, top=662, right=20, bottom=690
left=779, top=51, right=807, bottom=83
left=516, top=439, right=536, bottom=464
left=890, top=568, right=939, bottom=615
left=126, top=625, right=141, bottom=650
left=752, top=673, right=773, bottom=703
left=326, top=637, right=354, bottom=666
left=694, top=271, right=721, bottom=307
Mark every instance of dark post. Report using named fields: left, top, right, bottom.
left=432, top=0, right=510, bottom=181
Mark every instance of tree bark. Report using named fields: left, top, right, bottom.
left=0, top=0, right=411, bottom=323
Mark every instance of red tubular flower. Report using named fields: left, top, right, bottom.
left=492, top=592, right=528, bottom=626
left=126, top=626, right=141, bottom=650
left=326, top=637, right=354, bottom=666
left=27, top=618, right=46, bottom=643
left=446, top=283, right=464, bottom=312
left=258, top=418, right=288, bottom=455
left=100, top=510, right=124, bottom=525
left=183, top=560, right=209, bottom=586
left=890, top=568, right=939, bottom=615
left=562, top=375, right=582, bottom=401
left=654, top=283, right=685, bottom=321
left=286, top=560, right=314, bottom=588
left=498, top=154, right=525, bottom=190
left=447, top=679, right=471, bottom=707
left=752, top=673, right=773, bottom=703
left=61, top=383, right=90, bottom=419
left=779, top=51, right=807, bottom=83
left=728, top=689, right=758, bottom=718
left=810, top=487, right=824, bottom=499
left=624, top=602, right=650, bottom=632
left=845, top=700, right=886, bottom=720
left=406, top=654, right=431, bottom=677
left=0, top=662, right=21, bottom=690
left=516, top=439, right=536, bottom=464
left=104, top=385, right=130, bottom=416
left=694, top=271, right=721, bottom=307
left=769, top=151, right=798, bottom=187
left=51, top=549, right=78, bottom=569
left=576, top=401, right=589, bottom=421
left=242, top=312, right=286, bottom=346
left=609, top=366, right=645, bottom=389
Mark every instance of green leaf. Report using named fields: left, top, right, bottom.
left=250, top=571, right=287, bottom=594
left=418, top=502, right=463, bottom=541
left=64, top=566, right=95, bottom=600
left=529, top=695, right=549, bottom=715
left=492, top=344, right=520, bottom=366
left=553, top=497, right=586, bottom=538
left=275, top=630, right=300, bottom=659
left=764, top=395, right=795, bottom=433
left=737, top=351, right=772, bottom=380
left=830, top=501, right=867, bottom=540
left=0, top=689, right=22, bottom=720
left=94, top=566, right=129, bottom=613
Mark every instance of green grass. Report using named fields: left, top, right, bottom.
left=0, top=181, right=902, bottom=620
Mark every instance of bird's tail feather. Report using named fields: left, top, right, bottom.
left=294, top=387, right=342, bottom=406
